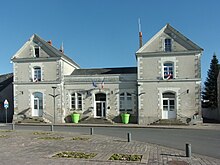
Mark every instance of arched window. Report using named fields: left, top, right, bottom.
left=71, top=93, right=82, bottom=110
left=33, top=66, right=41, bottom=82
left=119, top=92, right=132, bottom=112
left=163, top=62, right=173, bottom=79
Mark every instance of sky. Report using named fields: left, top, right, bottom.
left=0, top=0, right=220, bottom=85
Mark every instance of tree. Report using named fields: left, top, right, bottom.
left=202, top=53, right=219, bottom=108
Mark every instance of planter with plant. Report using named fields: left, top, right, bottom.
left=121, top=112, right=130, bottom=124
left=71, top=111, right=81, bottom=123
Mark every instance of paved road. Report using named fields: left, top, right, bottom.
left=2, top=124, right=220, bottom=159
left=1, top=128, right=219, bottom=165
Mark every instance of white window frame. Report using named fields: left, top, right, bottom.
left=33, top=66, right=42, bottom=82
left=70, top=92, right=82, bottom=110
left=34, top=46, right=40, bottom=57
left=164, top=38, right=172, bottom=52
left=163, top=62, right=174, bottom=79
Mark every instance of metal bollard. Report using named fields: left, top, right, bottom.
left=51, top=125, right=54, bottom=132
left=12, top=123, right=15, bottom=130
left=127, top=133, right=131, bottom=142
left=185, top=143, right=191, bottom=157
left=90, top=128, right=94, bottom=135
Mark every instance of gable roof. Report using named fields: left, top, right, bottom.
left=11, top=34, right=80, bottom=68
left=137, top=24, right=203, bottom=54
left=0, top=73, right=13, bottom=92
left=71, top=67, right=137, bottom=75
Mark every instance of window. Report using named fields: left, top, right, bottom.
left=33, top=67, right=41, bottom=82
left=34, top=47, right=40, bottom=57
left=71, top=93, right=82, bottom=110
left=163, top=62, right=173, bottom=79
left=119, top=92, right=132, bottom=112
left=164, top=38, right=172, bottom=52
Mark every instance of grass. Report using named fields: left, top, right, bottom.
left=109, top=153, right=142, bottom=161
left=0, top=130, right=13, bottom=132
left=52, top=151, right=97, bottom=159
left=0, top=135, right=9, bottom=138
left=38, top=136, right=64, bottom=140
left=72, top=137, right=90, bottom=141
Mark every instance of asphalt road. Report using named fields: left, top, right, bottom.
left=2, top=124, right=220, bottom=159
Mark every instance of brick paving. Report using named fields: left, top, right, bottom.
left=0, top=129, right=219, bottom=165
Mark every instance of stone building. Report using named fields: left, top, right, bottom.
left=11, top=24, right=203, bottom=124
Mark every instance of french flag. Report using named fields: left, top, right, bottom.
left=92, top=81, right=97, bottom=88
left=101, top=78, right=104, bottom=89
left=167, top=73, right=172, bottom=80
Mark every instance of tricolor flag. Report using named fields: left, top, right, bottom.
left=101, top=78, right=104, bottom=89
left=166, top=73, right=172, bottom=80
left=92, top=81, right=97, bottom=88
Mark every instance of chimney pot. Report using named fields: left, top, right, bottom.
left=47, top=40, right=52, bottom=45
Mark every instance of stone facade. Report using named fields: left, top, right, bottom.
left=11, top=24, right=203, bottom=124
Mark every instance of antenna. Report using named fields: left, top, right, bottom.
left=138, top=18, right=143, bottom=48
left=138, top=18, right=141, bottom=32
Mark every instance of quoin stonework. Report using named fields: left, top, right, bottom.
left=10, top=24, right=203, bottom=125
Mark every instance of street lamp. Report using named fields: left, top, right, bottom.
left=49, top=87, right=59, bottom=124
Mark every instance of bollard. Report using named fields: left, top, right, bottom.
left=185, top=143, right=191, bottom=157
left=127, top=133, right=131, bottom=142
left=12, top=123, right=15, bottom=130
left=51, top=125, right=54, bottom=132
left=90, top=128, right=94, bottom=135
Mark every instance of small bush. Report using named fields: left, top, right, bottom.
left=38, top=136, right=64, bottom=140
left=53, top=151, right=97, bottom=159
left=0, top=135, right=9, bottom=138
left=72, top=137, right=90, bottom=141
left=109, top=153, right=142, bottom=161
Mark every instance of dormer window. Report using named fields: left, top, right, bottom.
left=164, top=38, right=172, bottom=52
left=34, top=47, right=40, bottom=58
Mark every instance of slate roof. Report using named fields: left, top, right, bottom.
left=71, top=67, right=137, bottom=75
left=137, top=23, right=203, bottom=54
left=11, top=34, right=80, bottom=68
left=0, top=73, right=13, bottom=92
left=32, top=34, right=80, bottom=68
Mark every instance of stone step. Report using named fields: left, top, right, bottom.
left=17, top=117, right=46, bottom=123
left=151, top=119, right=187, bottom=125
left=80, top=117, right=114, bottom=124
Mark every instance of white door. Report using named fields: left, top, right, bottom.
left=33, top=98, right=40, bottom=116
left=32, top=92, right=43, bottom=117
left=162, top=98, right=176, bottom=119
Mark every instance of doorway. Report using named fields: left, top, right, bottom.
left=95, top=93, right=106, bottom=118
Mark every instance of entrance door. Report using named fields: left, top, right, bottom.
left=95, top=93, right=106, bottom=118
left=162, top=92, right=176, bottom=119
left=32, top=92, right=43, bottom=117
left=96, top=101, right=106, bottom=117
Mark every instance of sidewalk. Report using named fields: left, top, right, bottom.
left=0, top=129, right=219, bottom=165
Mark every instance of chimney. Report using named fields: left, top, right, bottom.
left=139, top=31, right=143, bottom=48
left=47, top=40, right=52, bottom=46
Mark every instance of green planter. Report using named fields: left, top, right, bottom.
left=71, top=113, right=80, bottom=123
left=121, top=113, right=130, bottom=124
